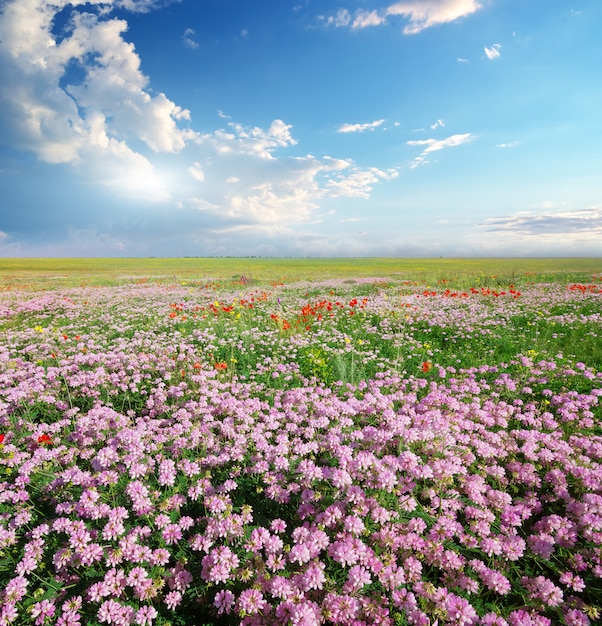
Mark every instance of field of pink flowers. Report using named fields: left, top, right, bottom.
left=0, top=273, right=601, bottom=625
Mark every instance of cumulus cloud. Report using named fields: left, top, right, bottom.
left=0, top=0, right=192, bottom=184
left=338, top=119, right=385, bottom=133
left=195, top=119, right=297, bottom=159
left=0, top=0, right=397, bottom=242
left=484, top=43, right=501, bottom=59
left=321, top=0, right=482, bottom=34
left=79, top=112, right=172, bottom=201
left=407, top=133, right=473, bottom=167
left=179, top=122, right=398, bottom=225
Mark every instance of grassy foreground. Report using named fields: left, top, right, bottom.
left=0, top=260, right=601, bottom=625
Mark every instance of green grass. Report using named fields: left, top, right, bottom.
left=0, top=257, right=601, bottom=290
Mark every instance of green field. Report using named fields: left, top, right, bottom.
left=0, top=257, right=601, bottom=290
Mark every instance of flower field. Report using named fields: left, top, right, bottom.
left=0, top=269, right=601, bottom=625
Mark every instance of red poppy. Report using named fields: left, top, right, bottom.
left=37, top=434, right=53, bottom=445
left=0, top=434, right=4, bottom=444
left=421, top=361, right=432, bottom=373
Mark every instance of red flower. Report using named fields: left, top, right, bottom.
left=421, top=361, right=432, bottom=373
left=37, top=434, right=53, bottom=445
left=214, top=361, right=228, bottom=371
left=0, top=434, right=4, bottom=444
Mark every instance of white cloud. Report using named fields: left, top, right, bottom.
left=387, top=0, right=482, bottom=34
left=0, top=1, right=192, bottom=169
left=80, top=112, right=171, bottom=201
left=496, top=141, right=520, bottom=148
left=112, top=1, right=183, bottom=13
left=430, top=119, right=445, bottom=130
left=338, top=119, right=385, bottom=133
left=327, top=167, right=398, bottom=198
left=321, top=0, right=482, bottom=33
left=484, top=43, right=501, bottom=59
left=64, top=13, right=192, bottom=153
left=181, top=127, right=397, bottom=224
left=457, top=57, right=469, bottom=63
left=196, top=119, right=297, bottom=159
left=182, top=27, right=199, bottom=49
left=320, top=8, right=352, bottom=28
left=480, top=207, right=602, bottom=242
left=407, top=133, right=473, bottom=167
left=188, top=162, right=205, bottom=182
left=350, top=10, right=387, bottom=29
left=0, top=1, right=397, bottom=234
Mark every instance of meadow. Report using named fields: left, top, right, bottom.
left=0, top=258, right=601, bottom=625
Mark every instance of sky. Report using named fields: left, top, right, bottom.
left=0, top=0, right=601, bottom=258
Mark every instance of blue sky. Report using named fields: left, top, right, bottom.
left=0, top=0, right=600, bottom=257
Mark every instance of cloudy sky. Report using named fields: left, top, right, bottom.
left=0, top=0, right=600, bottom=257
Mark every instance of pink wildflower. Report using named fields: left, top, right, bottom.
left=30, top=600, right=56, bottom=625
left=214, top=590, right=235, bottom=615
left=237, top=589, right=266, bottom=615
left=135, top=606, right=158, bottom=626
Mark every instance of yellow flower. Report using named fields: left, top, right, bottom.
left=34, top=325, right=44, bottom=332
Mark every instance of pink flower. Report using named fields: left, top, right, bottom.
left=236, top=589, right=266, bottom=615
left=298, top=560, right=326, bottom=592
left=164, top=591, right=182, bottom=611
left=343, top=564, right=371, bottom=593
left=343, top=515, right=365, bottom=535
left=0, top=603, right=18, bottom=625
left=30, top=600, right=56, bottom=626
left=214, top=590, right=235, bottom=615
left=161, top=523, right=183, bottom=545
left=135, top=606, right=158, bottom=626
left=564, top=609, right=590, bottom=626
left=289, top=600, right=321, bottom=626
left=270, top=519, right=287, bottom=533
left=559, top=571, right=586, bottom=592
left=324, top=593, right=360, bottom=623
